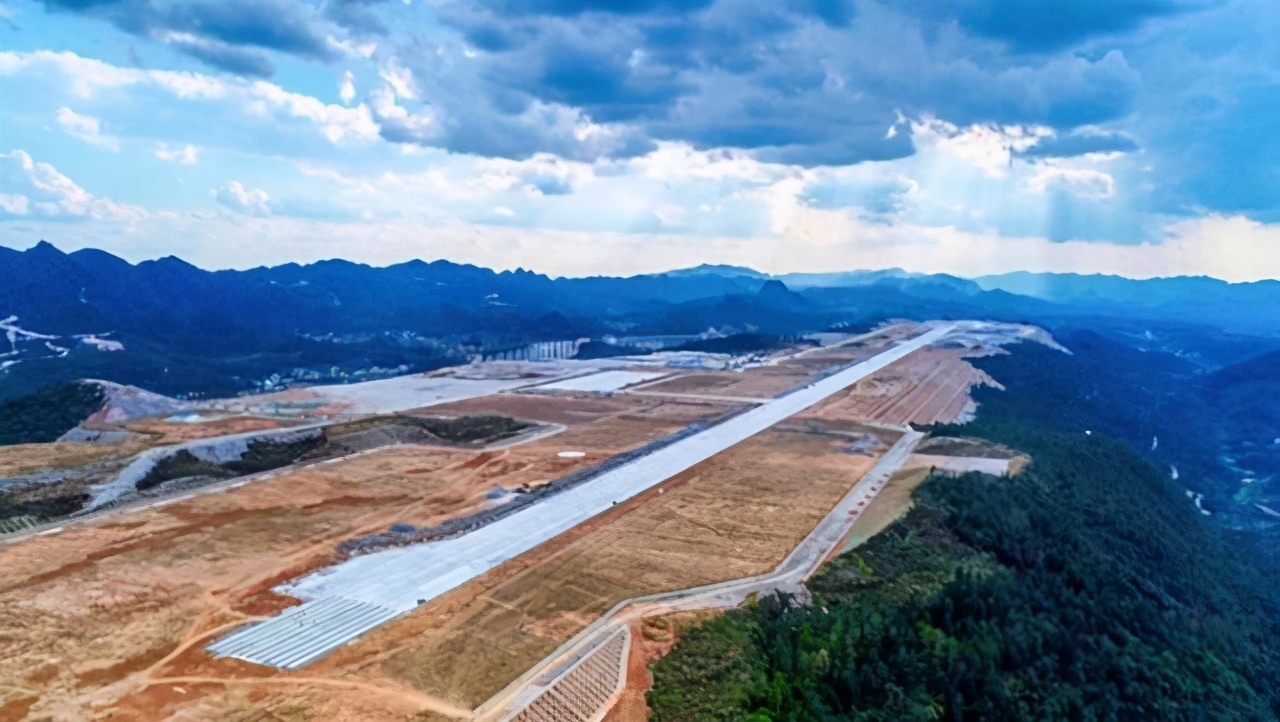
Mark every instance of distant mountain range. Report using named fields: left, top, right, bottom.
left=1, top=241, right=1276, bottom=399
left=977, top=271, right=1280, bottom=336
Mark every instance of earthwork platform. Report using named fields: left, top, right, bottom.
left=207, top=326, right=953, bottom=669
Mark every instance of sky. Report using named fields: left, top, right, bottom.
left=1, top=0, right=1278, bottom=281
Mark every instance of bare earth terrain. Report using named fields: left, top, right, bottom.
left=0, top=394, right=732, bottom=721
left=629, top=365, right=814, bottom=399
left=0, top=321, right=1056, bottom=721
left=0, top=441, right=149, bottom=479
left=122, top=417, right=298, bottom=445
left=602, top=612, right=715, bottom=722
left=802, top=347, right=999, bottom=425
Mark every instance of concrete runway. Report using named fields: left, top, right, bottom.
left=208, top=325, right=953, bottom=670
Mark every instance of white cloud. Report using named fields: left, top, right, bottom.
left=652, top=203, right=687, bottom=227
left=741, top=176, right=813, bottom=235
left=2, top=149, right=146, bottom=221
left=1153, top=215, right=1280, bottom=282
left=246, top=79, right=379, bottom=144
left=0, top=50, right=135, bottom=97
left=911, top=118, right=1051, bottom=178
left=769, top=209, right=1280, bottom=282
left=1027, top=166, right=1115, bottom=199
left=368, top=87, right=438, bottom=141
left=0, top=193, right=29, bottom=215
left=379, top=58, right=418, bottom=99
left=631, top=142, right=781, bottom=183
left=55, top=107, right=120, bottom=151
left=272, top=135, right=1071, bottom=244
left=475, top=152, right=596, bottom=195
left=339, top=70, right=356, bottom=104
left=212, top=181, right=272, bottom=216
left=154, top=143, right=199, bottom=165
left=328, top=36, right=378, bottom=59
left=0, top=137, right=1272, bottom=281
left=1, top=51, right=378, bottom=145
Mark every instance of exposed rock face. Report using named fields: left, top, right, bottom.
left=80, top=380, right=191, bottom=427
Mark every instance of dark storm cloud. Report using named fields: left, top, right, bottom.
left=757, top=133, right=916, bottom=167
left=430, top=4, right=539, bottom=51
left=934, top=50, right=1142, bottom=128
left=440, top=101, right=657, bottom=161
left=951, top=0, right=1215, bottom=52
left=531, top=43, right=692, bottom=123
left=638, top=3, right=800, bottom=72
left=161, top=0, right=333, bottom=57
left=421, top=0, right=1164, bottom=164
left=323, top=0, right=391, bottom=35
left=473, top=0, right=716, bottom=17
left=369, top=58, right=657, bottom=163
left=41, top=0, right=338, bottom=75
left=164, top=35, right=276, bottom=78
left=1157, top=91, right=1280, bottom=219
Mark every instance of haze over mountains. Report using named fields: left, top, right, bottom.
left=978, top=271, right=1280, bottom=335
left=1, top=240, right=1277, bottom=401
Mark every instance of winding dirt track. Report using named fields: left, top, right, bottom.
left=139, top=676, right=473, bottom=718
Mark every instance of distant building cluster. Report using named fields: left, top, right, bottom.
left=252, top=363, right=412, bottom=391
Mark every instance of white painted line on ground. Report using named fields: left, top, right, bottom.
left=536, top=370, right=668, bottom=393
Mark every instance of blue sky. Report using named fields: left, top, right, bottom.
left=1, top=0, right=1277, bottom=280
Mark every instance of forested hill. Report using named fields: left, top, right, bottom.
left=956, top=329, right=1280, bottom=563
left=646, top=351, right=1280, bottom=720
left=0, top=382, right=104, bottom=445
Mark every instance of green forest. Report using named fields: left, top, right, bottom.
left=646, top=338, right=1280, bottom=720
left=0, top=382, right=104, bottom=446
